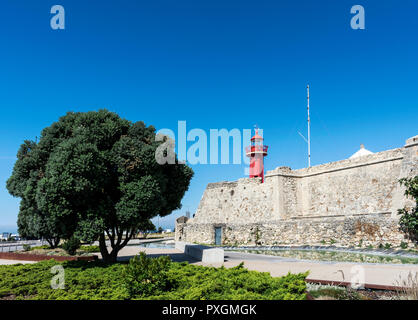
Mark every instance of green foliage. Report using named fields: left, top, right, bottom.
left=6, top=140, right=60, bottom=247
left=62, top=237, right=81, bottom=255
left=123, top=252, right=171, bottom=297
left=6, top=110, right=193, bottom=261
left=0, top=257, right=308, bottom=300
left=400, top=241, right=409, bottom=249
left=398, top=176, right=418, bottom=243
left=0, top=260, right=130, bottom=300
left=22, top=244, right=31, bottom=251
left=384, top=243, right=392, bottom=249
left=154, top=261, right=308, bottom=300
left=29, top=245, right=50, bottom=251
left=137, top=220, right=156, bottom=238
left=254, top=227, right=261, bottom=244
left=79, top=245, right=101, bottom=253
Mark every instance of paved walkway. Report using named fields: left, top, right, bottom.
left=115, top=246, right=418, bottom=288
left=0, top=259, right=36, bottom=265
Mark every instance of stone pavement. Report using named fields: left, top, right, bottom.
left=115, top=246, right=418, bottom=288
left=0, top=259, right=36, bottom=265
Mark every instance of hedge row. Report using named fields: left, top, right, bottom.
left=0, top=254, right=307, bottom=300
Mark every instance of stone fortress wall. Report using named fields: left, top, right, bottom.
left=176, top=135, right=418, bottom=247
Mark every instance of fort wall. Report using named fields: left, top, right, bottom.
left=176, top=135, right=418, bottom=247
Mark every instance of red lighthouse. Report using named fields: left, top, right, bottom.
left=246, top=128, right=268, bottom=182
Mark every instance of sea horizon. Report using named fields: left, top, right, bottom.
left=0, top=225, right=18, bottom=234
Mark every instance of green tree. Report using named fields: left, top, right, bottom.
left=7, top=110, right=193, bottom=261
left=6, top=141, right=61, bottom=247
left=398, top=176, right=418, bottom=243
left=137, top=219, right=156, bottom=239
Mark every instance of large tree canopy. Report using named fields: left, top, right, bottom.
left=7, top=110, right=193, bottom=261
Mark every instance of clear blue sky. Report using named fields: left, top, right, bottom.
left=0, top=0, right=417, bottom=232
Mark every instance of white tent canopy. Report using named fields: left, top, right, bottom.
left=349, top=144, right=374, bottom=159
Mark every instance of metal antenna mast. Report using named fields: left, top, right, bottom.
left=307, top=85, right=311, bottom=167
left=297, top=85, right=312, bottom=168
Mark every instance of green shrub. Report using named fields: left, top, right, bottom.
left=398, top=177, right=418, bottom=243
left=0, top=256, right=308, bottom=300
left=123, top=252, right=172, bottom=297
left=153, top=261, right=308, bottom=300
left=0, top=260, right=130, bottom=300
left=30, top=245, right=50, bottom=251
left=62, top=237, right=81, bottom=255
left=400, top=241, right=408, bottom=249
left=79, top=245, right=100, bottom=253
left=384, top=243, right=392, bottom=249
left=22, top=244, right=31, bottom=251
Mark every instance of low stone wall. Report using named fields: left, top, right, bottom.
left=175, top=241, right=224, bottom=263
left=176, top=214, right=413, bottom=248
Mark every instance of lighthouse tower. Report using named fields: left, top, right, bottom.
left=246, top=128, right=268, bottom=182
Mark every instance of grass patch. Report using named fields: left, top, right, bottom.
left=79, top=245, right=101, bottom=253
left=29, top=245, right=50, bottom=251
left=307, top=284, right=369, bottom=300
left=17, top=245, right=100, bottom=257
left=309, top=287, right=365, bottom=300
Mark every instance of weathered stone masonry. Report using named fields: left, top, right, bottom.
left=176, top=136, right=418, bottom=247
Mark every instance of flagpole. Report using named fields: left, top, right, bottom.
left=307, top=85, right=311, bottom=168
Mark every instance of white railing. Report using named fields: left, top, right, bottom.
left=245, top=145, right=268, bottom=154
left=0, top=240, right=47, bottom=253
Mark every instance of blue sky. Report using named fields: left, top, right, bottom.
left=0, top=0, right=417, bottom=232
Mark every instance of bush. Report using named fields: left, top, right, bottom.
left=398, top=176, right=418, bottom=243
left=79, top=245, right=100, bottom=253
left=30, top=245, right=50, bottom=251
left=400, top=241, right=409, bottom=249
left=62, top=237, right=81, bottom=255
left=153, top=261, right=307, bottom=300
left=123, top=252, right=171, bottom=297
left=0, top=260, right=129, bottom=300
left=0, top=256, right=308, bottom=300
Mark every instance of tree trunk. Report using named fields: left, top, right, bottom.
left=53, top=237, right=60, bottom=248
left=99, top=229, right=135, bottom=263
left=99, top=233, right=111, bottom=262
left=46, top=237, right=60, bottom=249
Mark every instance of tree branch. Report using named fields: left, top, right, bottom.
left=105, top=229, right=115, bottom=248
left=120, top=228, right=135, bottom=248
